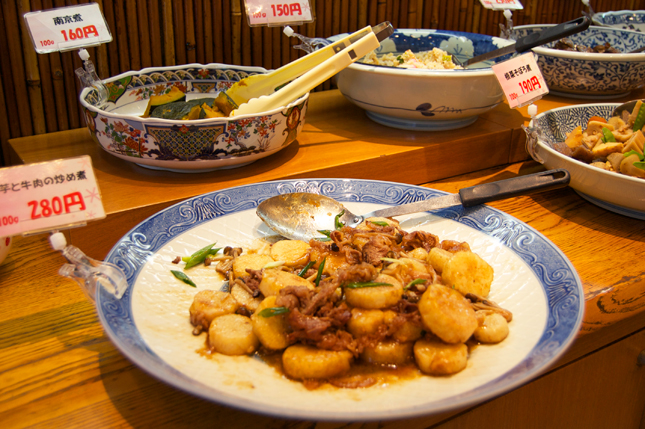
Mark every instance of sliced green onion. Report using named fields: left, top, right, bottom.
left=181, top=248, right=220, bottom=263
left=335, top=210, right=346, bottom=230
left=263, top=260, right=285, bottom=269
left=397, top=55, right=404, bottom=64
left=171, top=270, right=196, bottom=287
left=634, top=161, right=645, bottom=170
left=184, top=243, right=219, bottom=269
left=404, top=278, right=428, bottom=290
left=633, top=103, right=645, bottom=131
left=369, top=220, right=389, bottom=226
left=442, top=55, right=452, bottom=62
left=315, top=257, right=326, bottom=286
left=258, top=307, right=289, bottom=317
left=344, top=281, right=393, bottom=289
left=601, top=127, right=616, bottom=143
left=298, top=260, right=315, bottom=277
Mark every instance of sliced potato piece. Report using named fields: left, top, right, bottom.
left=418, top=284, right=477, bottom=344
left=414, top=338, right=468, bottom=375
left=230, top=283, right=262, bottom=312
left=347, top=308, right=384, bottom=337
left=427, top=247, right=453, bottom=274
left=441, top=251, right=493, bottom=297
left=209, top=314, right=259, bottom=355
left=251, top=295, right=290, bottom=350
left=232, top=253, right=274, bottom=279
left=474, top=311, right=509, bottom=344
left=383, top=310, right=423, bottom=342
left=344, top=273, right=403, bottom=309
left=408, top=247, right=429, bottom=261
left=360, top=340, right=414, bottom=366
left=282, top=344, right=353, bottom=379
left=259, top=269, right=315, bottom=297
left=270, top=239, right=310, bottom=266
left=189, top=289, right=240, bottom=330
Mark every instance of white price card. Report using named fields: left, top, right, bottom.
left=244, top=0, right=314, bottom=26
left=0, top=156, right=105, bottom=237
left=24, top=3, right=112, bottom=54
left=479, top=0, right=524, bottom=10
left=491, top=52, right=548, bottom=109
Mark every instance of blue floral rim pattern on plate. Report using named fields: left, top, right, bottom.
left=99, top=179, right=584, bottom=421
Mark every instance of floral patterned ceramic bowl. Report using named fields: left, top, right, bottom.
left=327, top=29, right=514, bottom=131
left=592, top=10, right=645, bottom=32
left=79, top=64, right=309, bottom=173
left=513, top=25, right=645, bottom=98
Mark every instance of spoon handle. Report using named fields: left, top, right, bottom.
left=459, top=169, right=570, bottom=207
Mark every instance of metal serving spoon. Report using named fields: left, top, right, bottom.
left=612, top=99, right=645, bottom=117
left=257, top=169, right=570, bottom=241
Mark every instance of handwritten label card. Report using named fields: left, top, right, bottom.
left=24, top=3, right=112, bottom=53
left=491, top=53, right=549, bottom=109
left=244, top=0, right=314, bottom=26
left=0, top=156, right=105, bottom=237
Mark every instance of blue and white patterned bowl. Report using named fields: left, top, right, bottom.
left=529, top=103, right=645, bottom=219
left=79, top=64, right=309, bottom=173
left=592, top=10, right=645, bottom=32
left=513, top=25, right=645, bottom=98
left=327, top=29, right=515, bottom=131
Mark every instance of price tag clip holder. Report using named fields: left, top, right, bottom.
left=522, top=104, right=548, bottom=165
left=51, top=231, right=128, bottom=302
left=75, top=48, right=108, bottom=108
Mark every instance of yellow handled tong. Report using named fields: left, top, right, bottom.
left=215, top=22, right=393, bottom=117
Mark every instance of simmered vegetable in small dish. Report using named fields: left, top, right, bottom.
left=553, top=100, right=645, bottom=179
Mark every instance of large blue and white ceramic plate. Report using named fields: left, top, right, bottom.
left=100, top=179, right=583, bottom=421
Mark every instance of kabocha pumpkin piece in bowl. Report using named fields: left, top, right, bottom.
left=79, top=63, right=309, bottom=173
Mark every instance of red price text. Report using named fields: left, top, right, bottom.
left=1, top=215, right=19, bottom=227
left=28, top=192, right=86, bottom=220
left=518, top=76, right=542, bottom=94
left=60, top=25, right=99, bottom=42
left=271, top=3, right=303, bottom=16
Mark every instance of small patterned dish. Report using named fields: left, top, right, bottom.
left=513, top=25, right=645, bottom=98
left=527, top=103, right=645, bottom=219
left=79, top=64, right=309, bottom=173
left=327, top=29, right=515, bottom=131
left=592, top=10, right=645, bottom=32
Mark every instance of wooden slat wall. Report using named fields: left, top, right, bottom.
left=1, top=0, right=643, bottom=166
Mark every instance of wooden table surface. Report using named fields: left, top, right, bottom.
left=2, top=90, right=645, bottom=428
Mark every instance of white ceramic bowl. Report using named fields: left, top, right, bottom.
left=0, top=236, right=12, bottom=265
left=592, top=10, right=645, bottom=32
left=528, top=103, right=645, bottom=219
left=513, top=25, right=645, bottom=98
left=327, top=29, right=514, bottom=131
left=79, top=64, right=309, bottom=173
